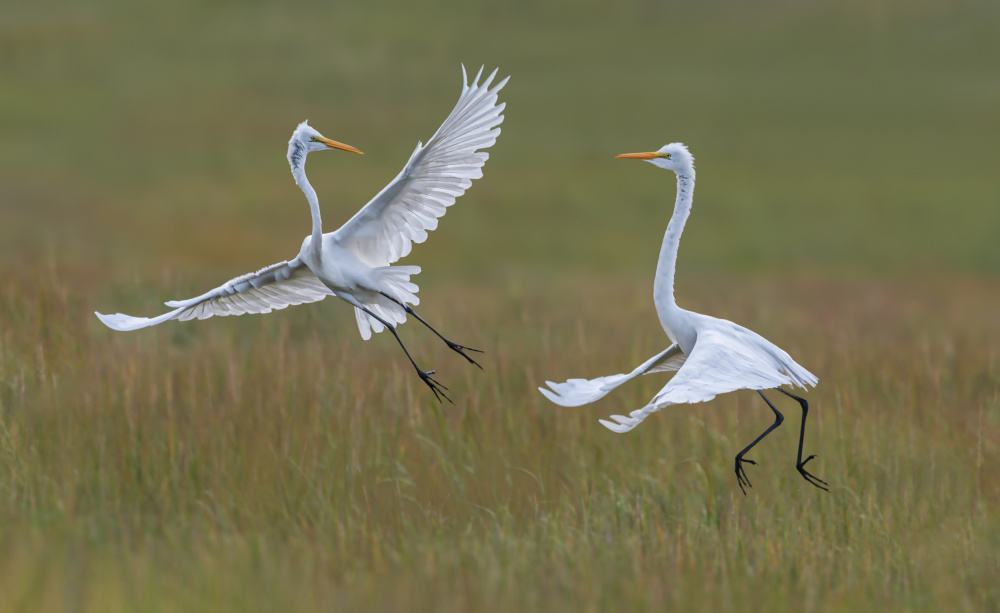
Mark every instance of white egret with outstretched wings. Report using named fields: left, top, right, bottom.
left=97, top=66, right=509, bottom=402
left=539, top=143, right=826, bottom=493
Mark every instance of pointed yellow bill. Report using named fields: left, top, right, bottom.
left=615, top=151, right=661, bottom=160
left=314, top=137, right=364, bottom=154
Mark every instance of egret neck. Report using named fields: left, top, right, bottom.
left=653, top=165, right=695, bottom=341
left=292, top=162, right=323, bottom=261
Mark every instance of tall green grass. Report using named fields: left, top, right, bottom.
left=2, top=269, right=999, bottom=611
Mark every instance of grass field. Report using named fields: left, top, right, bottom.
left=2, top=0, right=1000, bottom=610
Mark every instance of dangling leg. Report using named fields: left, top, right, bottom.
left=379, top=291, right=483, bottom=369
left=777, top=388, right=828, bottom=491
left=360, top=306, right=452, bottom=404
left=734, top=391, right=785, bottom=495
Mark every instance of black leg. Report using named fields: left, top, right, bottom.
left=735, top=391, right=785, bottom=495
left=777, top=388, right=828, bottom=491
left=359, top=306, right=451, bottom=404
left=379, top=291, right=483, bottom=369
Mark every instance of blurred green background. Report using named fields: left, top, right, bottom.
left=2, top=1, right=1000, bottom=611
left=4, top=0, right=998, bottom=286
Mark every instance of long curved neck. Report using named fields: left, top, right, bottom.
left=293, top=164, right=323, bottom=260
left=653, top=167, right=695, bottom=310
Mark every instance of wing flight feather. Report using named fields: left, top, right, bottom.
left=332, top=66, right=508, bottom=267
left=95, top=259, right=332, bottom=331
left=539, top=344, right=686, bottom=407
left=599, top=327, right=817, bottom=433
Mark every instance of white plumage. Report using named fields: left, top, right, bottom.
left=540, top=344, right=686, bottom=408
left=96, top=261, right=329, bottom=330
left=336, top=66, right=507, bottom=337
left=539, top=143, right=826, bottom=493
left=97, top=66, right=507, bottom=402
left=598, top=322, right=816, bottom=434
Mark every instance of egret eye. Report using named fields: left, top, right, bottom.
left=659, top=152, right=672, bottom=159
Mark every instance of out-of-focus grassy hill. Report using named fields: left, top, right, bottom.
left=3, top=0, right=998, bottom=286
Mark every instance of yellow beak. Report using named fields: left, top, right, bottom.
left=615, top=152, right=659, bottom=160
left=316, top=137, right=363, bottom=154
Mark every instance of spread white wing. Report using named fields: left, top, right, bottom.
left=539, top=344, right=687, bottom=407
left=332, top=66, right=508, bottom=267
left=600, top=326, right=818, bottom=433
left=95, top=259, right=332, bottom=331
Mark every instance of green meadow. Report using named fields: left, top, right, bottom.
left=2, top=0, right=999, bottom=610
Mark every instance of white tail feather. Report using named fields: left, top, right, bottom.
left=353, top=265, right=422, bottom=340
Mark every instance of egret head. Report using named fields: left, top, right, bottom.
left=616, top=143, right=693, bottom=174
left=287, top=120, right=362, bottom=171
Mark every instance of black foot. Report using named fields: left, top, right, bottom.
left=796, top=454, right=829, bottom=491
left=445, top=340, right=484, bottom=369
left=418, top=369, right=452, bottom=404
left=735, top=455, right=757, bottom=495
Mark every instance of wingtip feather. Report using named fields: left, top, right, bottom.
left=598, top=419, right=633, bottom=434
left=538, top=386, right=559, bottom=404
left=95, top=311, right=143, bottom=331
left=494, top=75, right=510, bottom=92
left=483, top=67, right=498, bottom=89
